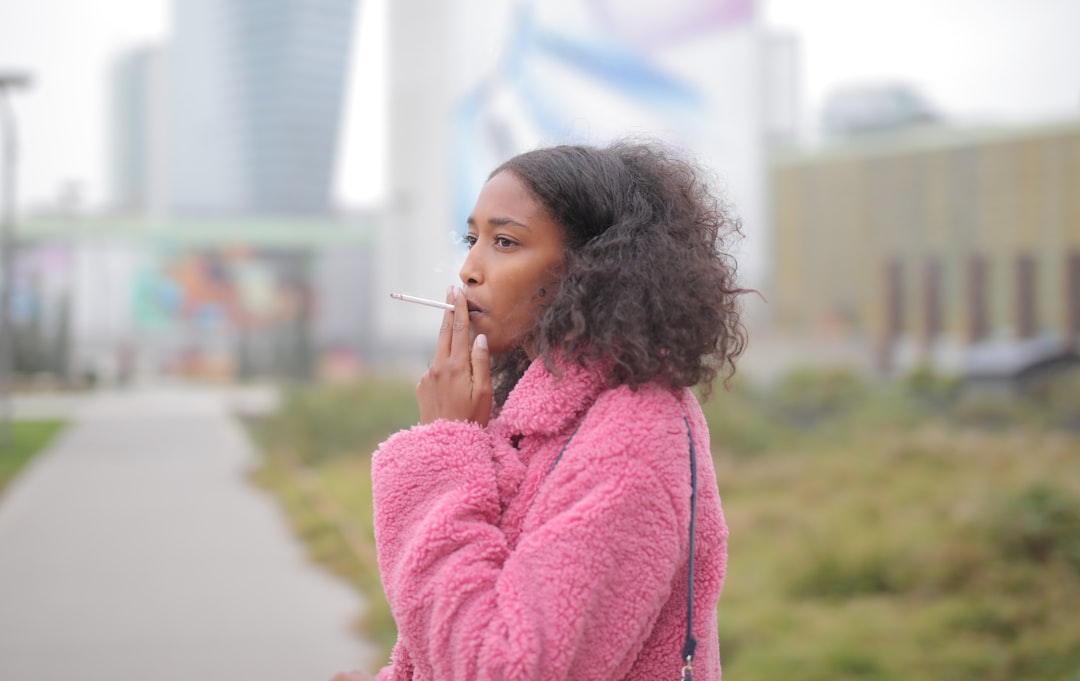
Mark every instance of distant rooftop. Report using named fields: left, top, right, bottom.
left=773, top=115, right=1080, bottom=165
left=821, top=81, right=940, bottom=138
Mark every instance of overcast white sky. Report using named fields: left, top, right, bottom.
left=0, top=0, right=1078, bottom=214
left=766, top=0, right=1080, bottom=127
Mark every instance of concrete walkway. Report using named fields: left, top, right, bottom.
left=0, top=386, right=377, bottom=681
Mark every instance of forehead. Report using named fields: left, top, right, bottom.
left=473, top=171, right=546, bottom=220
left=469, top=171, right=567, bottom=250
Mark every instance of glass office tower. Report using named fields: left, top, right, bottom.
left=168, top=0, right=359, bottom=215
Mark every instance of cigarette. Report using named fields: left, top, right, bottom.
left=389, top=292, right=455, bottom=311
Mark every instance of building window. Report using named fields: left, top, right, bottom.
left=966, top=254, right=988, bottom=343
left=1015, top=254, right=1036, bottom=339
left=922, top=257, right=941, bottom=346
left=885, top=257, right=905, bottom=341
left=1067, top=251, right=1080, bottom=347
left=877, top=257, right=906, bottom=373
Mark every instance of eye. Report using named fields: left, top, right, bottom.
left=495, top=236, right=518, bottom=249
left=461, top=233, right=477, bottom=249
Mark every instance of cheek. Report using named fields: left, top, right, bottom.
left=486, top=259, right=563, bottom=344
left=486, top=285, right=543, bottom=346
left=498, top=271, right=545, bottom=312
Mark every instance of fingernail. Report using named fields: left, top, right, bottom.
left=476, top=334, right=487, bottom=350
left=446, top=285, right=454, bottom=302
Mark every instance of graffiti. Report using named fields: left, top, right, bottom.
left=133, top=246, right=311, bottom=332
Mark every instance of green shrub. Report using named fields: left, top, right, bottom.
left=1029, top=368, right=1080, bottom=432
left=252, top=376, right=418, bottom=464
left=902, top=364, right=960, bottom=411
left=768, top=368, right=867, bottom=429
left=947, top=391, right=1044, bottom=431
left=789, top=548, right=903, bottom=600
left=700, top=381, right=785, bottom=457
left=984, top=483, right=1080, bottom=573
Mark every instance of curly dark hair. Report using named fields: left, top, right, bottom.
left=487, top=139, right=749, bottom=406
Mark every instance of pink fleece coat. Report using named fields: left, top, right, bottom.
left=371, top=358, right=728, bottom=680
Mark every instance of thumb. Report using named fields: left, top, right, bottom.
left=471, top=334, right=493, bottom=423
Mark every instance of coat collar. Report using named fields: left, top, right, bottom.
left=496, top=356, right=607, bottom=438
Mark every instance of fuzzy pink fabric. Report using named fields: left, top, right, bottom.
left=371, top=359, right=727, bottom=680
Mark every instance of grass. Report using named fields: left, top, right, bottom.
left=251, top=453, right=397, bottom=655
left=245, top=377, right=415, bottom=657
left=246, top=367, right=1080, bottom=679
left=715, top=426, right=1080, bottom=680
left=0, top=420, right=67, bottom=495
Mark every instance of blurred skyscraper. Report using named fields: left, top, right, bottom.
left=85, top=0, right=371, bottom=384
left=109, top=46, right=168, bottom=216
left=764, top=31, right=802, bottom=145
left=167, top=0, right=359, bottom=216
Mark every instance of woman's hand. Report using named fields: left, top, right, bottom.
left=329, top=671, right=375, bottom=681
left=417, top=287, right=493, bottom=426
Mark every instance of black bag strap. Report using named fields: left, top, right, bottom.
left=681, top=415, right=698, bottom=680
left=548, top=415, right=699, bottom=680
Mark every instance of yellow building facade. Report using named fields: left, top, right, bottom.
left=767, top=118, right=1080, bottom=376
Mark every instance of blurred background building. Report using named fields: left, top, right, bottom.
left=2, top=0, right=1079, bottom=388
left=167, top=0, right=357, bottom=216
left=15, top=0, right=371, bottom=386
left=108, top=46, right=167, bottom=216
left=765, top=116, right=1080, bottom=384
left=10, top=0, right=771, bottom=385
left=820, top=80, right=939, bottom=138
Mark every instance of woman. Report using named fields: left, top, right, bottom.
left=336, top=140, right=747, bottom=680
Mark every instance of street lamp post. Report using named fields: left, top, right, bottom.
left=0, top=72, right=33, bottom=447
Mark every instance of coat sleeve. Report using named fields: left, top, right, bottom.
left=370, top=416, right=686, bottom=681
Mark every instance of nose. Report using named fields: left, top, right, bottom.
left=459, top=244, right=483, bottom=286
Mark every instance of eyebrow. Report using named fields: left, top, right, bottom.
left=466, top=216, right=531, bottom=230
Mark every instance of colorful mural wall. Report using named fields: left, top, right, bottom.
left=131, top=246, right=314, bottom=379
left=133, top=247, right=310, bottom=332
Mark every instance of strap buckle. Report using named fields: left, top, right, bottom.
left=680, top=655, right=693, bottom=680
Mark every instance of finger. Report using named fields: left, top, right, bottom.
left=451, top=286, right=471, bottom=360
left=434, top=285, right=455, bottom=361
left=416, top=370, right=436, bottom=424
left=471, top=334, right=493, bottom=426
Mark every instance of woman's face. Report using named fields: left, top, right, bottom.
left=460, top=170, right=567, bottom=356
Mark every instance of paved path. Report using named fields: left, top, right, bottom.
left=0, top=386, right=376, bottom=681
